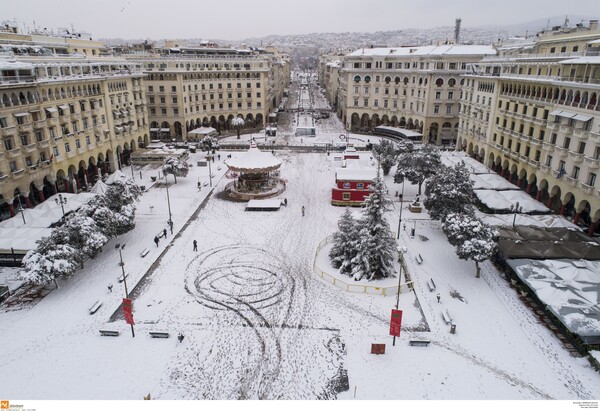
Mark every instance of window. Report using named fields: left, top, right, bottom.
left=20, top=134, right=29, bottom=146
left=374, top=99, right=378, bottom=107
left=343, top=182, right=350, bottom=189
left=589, top=173, right=597, bottom=187
left=434, top=105, right=440, bottom=114
left=573, top=166, right=580, bottom=179
left=435, top=92, right=441, bottom=99
left=173, top=97, right=178, bottom=104
left=357, top=183, right=364, bottom=189
left=578, top=142, right=586, bottom=154
left=558, top=160, right=566, bottom=172
left=546, top=155, right=553, bottom=167
left=3, top=137, right=14, bottom=150
left=75, top=139, right=81, bottom=149
left=342, top=193, right=351, bottom=200
left=363, top=99, right=368, bottom=107
left=446, top=105, right=452, bottom=114
left=53, top=146, right=59, bottom=157
left=64, top=142, right=71, bottom=152
left=448, top=91, right=453, bottom=99
left=563, top=137, right=571, bottom=149
left=354, top=99, right=359, bottom=107
left=35, top=131, right=44, bottom=141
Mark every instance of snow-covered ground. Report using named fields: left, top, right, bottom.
left=0, top=75, right=598, bottom=402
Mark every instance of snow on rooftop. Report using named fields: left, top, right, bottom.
left=225, top=142, right=281, bottom=172
left=347, top=44, right=496, bottom=58
left=475, top=189, right=550, bottom=213
left=470, top=174, right=520, bottom=191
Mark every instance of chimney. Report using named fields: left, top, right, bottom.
left=590, top=20, right=599, bottom=31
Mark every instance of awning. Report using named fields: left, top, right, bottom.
left=150, top=128, right=160, bottom=132
left=558, top=111, right=577, bottom=119
left=13, top=112, right=28, bottom=117
left=573, top=113, right=593, bottom=122
left=44, top=107, right=58, bottom=113
left=58, top=105, right=70, bottom=111
left=160, top=128, right=170, bottom=132
left=28, top=109, right=42, bottom=113
left=268, top=113, right=277, bottom=118
left=549, top=110, right=562, bottom=116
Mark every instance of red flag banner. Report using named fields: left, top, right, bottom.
left=389, top=309, right=403, bottom=337
left=123, top=298, right=134, bottom=325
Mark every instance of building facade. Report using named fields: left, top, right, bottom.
left=457, top=20, right=600, bottom=235
left=322, top=44, right=496, bottom=145
left=0, top=38, right=149, bottom=219
left=125, top=47, right=290, bottom=141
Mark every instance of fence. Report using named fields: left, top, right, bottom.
left=313, top=235, right=413, bottom=296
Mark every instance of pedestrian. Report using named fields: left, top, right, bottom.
left=168, top=220, right=173, bottom=234
left=301, top=205, right=305, bottom=216
left=218, top=154, right=221, bottom=161
left=193, top=240, right=198, bottom=251
left=163, top=228, right=167, bottom=238
left=178, top=333, right=184, bottom=343
left=197, top=181, right=202, bottom=191
left=284, top=198, right=288, bottom=207
left=107, top=283, right=113, bottom=293
left=154, top=236, right=159, bottom=247
left=437, top=293, right=441, bottom=303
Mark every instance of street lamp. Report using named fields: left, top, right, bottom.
left=115, top=243, right=135, bottom=338
left=16, top=195, right=26, bottom=224
left=397, top=178, right=405, bottom=239
left=164, top=174, right=173, bottom=231
left=55, top=193, right=67, bottom=217
left=206, top=155, right=213, bottom=187
left=510, top=201, right=523, bottom=227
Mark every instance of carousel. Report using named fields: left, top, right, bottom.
left=224, top=141, right=285, bottom=200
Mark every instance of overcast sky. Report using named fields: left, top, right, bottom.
left=4, top=0, right=598, bottom=41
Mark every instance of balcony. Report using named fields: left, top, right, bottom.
left=23, top=143, right=37, bottom=153
left=34, top=120, right=46, bottom=129
left=17, top=123, right=33, bottom=133
left=46, top=117, right=58, bottom=126
left=540, top=164, right=550, bottom=172
left=87, top=141, right=96, bottom=150
left=528, top=159, right=540, bottom=167
left=559, top=124, right=573, bottom=134
left=0, top=174, right=8, bottom=183
left=554, top=146, right=568, bottom=158
left=27, top=164, right=40, bottom=173
left=584, top=157, right=599, bottom=169
left=564, top=175, right=578, bottom=187
left=7, top=147, right=21, bottom=159
left=568, top=151, right=584, bottom=163
left=11, top=168, right=26, bottom=178
left=581, top=183, right=595, bottom=195
left=0, top=126, right=16, bottom=137
left=72, top=112, right=81, bottom=120
left=40, top=160, right=51, bottom=168
left=59, top=114, right=71, bottom=123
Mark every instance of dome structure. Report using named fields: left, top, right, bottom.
left=225, top=142, right=282, bottom=173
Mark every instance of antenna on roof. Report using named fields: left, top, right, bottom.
left=454, top=18, right=462, bottom=44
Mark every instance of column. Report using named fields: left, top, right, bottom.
left=24, top=195, right=32, bottom=208
left=526, top=183, right=533, bottom=194
left=547, top=196, right=554, bottom=209
left=8, top=203, right=15, bottom=217
left=536, top=190, right=542, bottom=202
left=559, top=203, right=566, bottom=216
left=589, top=221, right=598, bottom=237
left=573, top=212, right=581, bottom=226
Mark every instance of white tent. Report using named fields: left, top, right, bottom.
left=90, top=180, right=108, bottom=195
left=105, top=169, right=128, bottom=185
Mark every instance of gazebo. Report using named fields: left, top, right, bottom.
left=224, top=141, right=284, bottom=200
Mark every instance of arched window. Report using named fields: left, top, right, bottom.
left=384, top=76, right=391, bottom=84
left=403, top=76, right=409, bottom=85
left=353, top=75, right=361, bottom=83
left=394, top=76, right=400, bottom=84
left=364, top=75, right=371, bottom=83
left=435, top=78, right=444, bottom=87
left=448, top=78, right=456, bottom=87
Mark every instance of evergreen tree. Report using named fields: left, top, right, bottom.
left=442, top=213, right=498, bottom=278
left=350, top=177, right=396, bottom=281
left=424, top=162, right=475, bottom=221
left=394, top=144, right=441, bottom=195
left=329, top=208, right=360, bottom=274
left=162, top=156, right=190, bottom=183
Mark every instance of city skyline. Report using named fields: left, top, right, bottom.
left=3, top=0, right=598, bottom=41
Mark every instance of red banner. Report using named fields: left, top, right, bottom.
left=389, top=309, right=403, bottom=337
left=123, top=298, right=134, bottom=325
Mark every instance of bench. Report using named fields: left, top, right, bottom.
left=149, top=332, right=170, bottom=339
left=441, top=310, right=453, bottom=325
left=99, top=330, right=120, bottom=337
left=409, top=340, right=431, bottom=347
left=140, top=249, right=150, bottom=258
left=89, top=300, right=102, bottom=315
left=427, top=278, right=436, bottom=292
left=416, top=254, right=424, bottom=264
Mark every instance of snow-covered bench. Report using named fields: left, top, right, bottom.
left=140, top=248, right=150, bottom=258
left=416, top=254, right=424, bottom=264
left=427, top=278, right=436, bottom=292
left=89, top=300, right=102, bottom=315
left=409, top=340, right=431, bottom=347
left=149, top=332, right=170, bottom=339
left=99, top=330, right=120, bottom=337
left=441, top=309, right=453, bottom=325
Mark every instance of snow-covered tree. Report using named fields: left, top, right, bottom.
left=200, top=137, right=220, bottom=152
left=231, top=116, right=245, bottom=139
left=372, top=139, right=398, bottom=176
left=22, top=240, right=81, bottom=286
left=329, top=208, right=360, bottom=274
left=394, top=144, right=441, bottom=195
left=162, top=156, right=189, bottom=183
left=350, top=177, right=396, bottom=281
left=442, top=213, right=498, bottom=278
left=424, top=162, right=475, bottom=221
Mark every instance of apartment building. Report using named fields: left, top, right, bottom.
left=458, top=20, right=600, bottom=235
left=125, top=46, right=290, bottom=140
left=0, top=43, right=149, bottom=219
left=322, top=44, right=496, bottom=145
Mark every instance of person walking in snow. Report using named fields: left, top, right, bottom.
left=178, top=333, right=185, bottom=343
left=193, top=240, right=198, bottom=251
left=107, top=283, right=113, bottom=293
left=437, top=293, right=441, bottom=303
left=301, top=205, right=305, bottom=216
left=163, top=228, right=167, bottom=238
left=154, top=236, right=160, bottom=247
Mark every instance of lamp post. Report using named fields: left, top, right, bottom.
left=397, top=178, right=405, bottom=239
left=206, top=155, right=213, bottom=187
left=16, top=195, right=26, bottom=224
left=510, top=201, right=523, bottom=227
left=165, top=174, right=173, bottom=229
left=55, top=193, right=67, bottom=217
left=115, top=243, right=135, bottom=338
